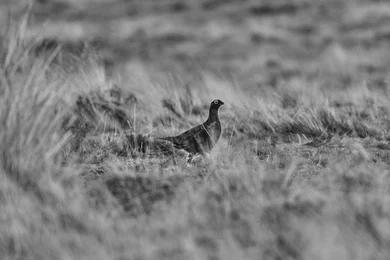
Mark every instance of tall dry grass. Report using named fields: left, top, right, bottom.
left=1, top=8, right=390, bottom=259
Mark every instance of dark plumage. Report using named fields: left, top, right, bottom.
left=159, top=99, right=224, bottom=155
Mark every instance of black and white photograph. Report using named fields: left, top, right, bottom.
left=1, top=0, right=390, bottom=259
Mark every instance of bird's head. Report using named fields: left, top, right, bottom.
left=210, top=99, right=224, bottom=110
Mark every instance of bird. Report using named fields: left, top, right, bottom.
left=159, top=99, right=224, bottom=157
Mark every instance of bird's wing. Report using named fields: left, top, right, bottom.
left=162, top=124, right=210, bottom=154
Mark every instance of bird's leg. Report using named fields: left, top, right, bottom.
left=187, top=154, right=193, bottom=163
left=171, top=153, right=177, bottom=165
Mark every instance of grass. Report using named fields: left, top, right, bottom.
left=1, top=0, right=390, bottom=259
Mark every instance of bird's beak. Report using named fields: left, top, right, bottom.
left=220, top=101, right=224, bottom=105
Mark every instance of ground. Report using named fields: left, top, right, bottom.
left=1, top=0, right=390, bottom=259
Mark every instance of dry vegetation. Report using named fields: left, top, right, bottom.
left=1, top=0, right=390, bottom=259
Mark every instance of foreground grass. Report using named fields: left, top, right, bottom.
left=2, top=3, right=390, bottom=259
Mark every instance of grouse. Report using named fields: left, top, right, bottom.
left=159, top=99, right=224, bottom=156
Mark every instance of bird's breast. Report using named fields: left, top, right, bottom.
left=204, top=121, right=221, bottom=143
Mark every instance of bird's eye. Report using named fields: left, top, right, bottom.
left=213, top=100, right=218, bottom=104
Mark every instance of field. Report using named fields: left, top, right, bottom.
left=1, top=0, right=390, bottom=259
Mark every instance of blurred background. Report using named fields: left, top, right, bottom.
left=2, top=0, right=390, bottom=93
